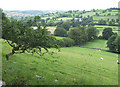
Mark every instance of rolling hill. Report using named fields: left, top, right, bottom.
left=2, top=40, right=118, bottom=85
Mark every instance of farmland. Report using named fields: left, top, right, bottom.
left=94, top=25, right=118, bottom=36
left=2, top=7, right=119, bottom=86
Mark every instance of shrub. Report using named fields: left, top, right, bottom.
left=62, top=38, right=75, bottom=47
left=57, top=38, right=75, bottom=47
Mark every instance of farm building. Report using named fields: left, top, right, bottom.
left=66, top=18, right=82, bottom=22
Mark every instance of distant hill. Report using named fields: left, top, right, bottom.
left=4, top=10, right=66, bottom=16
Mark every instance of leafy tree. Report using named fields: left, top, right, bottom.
left=116, top=19, right=119, bottom=23
left=107, top=13, right=111, bottom=16
left=58, top=38, right=75, bottom=47
left=86, top=26, right=99, bottom=41
left=107, top=33, right=120, bottom=53
left=41, top=19, right=45, bottom=26
left=92, top=9, right=96, bottom=12
left=54, top=27, right=67, bottom=37
left=2, top=13, right=59, bottom=60
left=102, top=28, right=114, bottom=40
left=81, top=17, right=93, bottom=26
left=95, top=13, right=99, bottom=16
left=61, top=22, right=70, bottom=31
left=108, top=21, right=115, bottom=26
left=68, top=27, right=88, bottom=45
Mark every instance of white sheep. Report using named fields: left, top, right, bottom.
left=117, top=60, right=119, bottom=64
left=101, top=57, right=103, bottom=60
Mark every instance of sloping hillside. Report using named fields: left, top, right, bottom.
left=2, top=40, right=118, bottom=85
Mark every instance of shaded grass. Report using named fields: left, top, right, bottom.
left=81, top=39, right=108, bottom=50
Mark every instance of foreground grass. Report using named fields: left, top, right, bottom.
left=2, top=40, right=118, bottom=85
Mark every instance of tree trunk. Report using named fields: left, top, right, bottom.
left=6, top=49, right=15, bottom=60
left=6, top=49, right=25, bottom=60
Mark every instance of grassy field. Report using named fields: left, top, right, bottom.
left=46, top=26, right=56, bottom=34
left=2, top=40, right=118, bottom=85
left=95, top=25, right=118, bottom=36
left=81, top=39, right=108, bottom=50
left=56, top=17, right=72, bottom=21
left=81, top=12, right=97, bottom=17
left=93, top=16, right=118, bottom=21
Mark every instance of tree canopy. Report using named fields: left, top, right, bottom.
left=54, top=27, right=67, bottom=37
left=102, top=28, right=114, bottom=40
left=2, top=12, right=59, bottom=60
left=68, top=27, right=88, bottom=45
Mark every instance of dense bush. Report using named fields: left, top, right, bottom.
left=102, top=28, right=114, bottom=40
left=61, top=22, right=71, bottom=31
left=57, top=38, right=75, bottom=47
left=54, top=27, right=67, bottom=37
left=107, top=33, right=120, bottom=53
left=68, top=27, right=88, bottom=45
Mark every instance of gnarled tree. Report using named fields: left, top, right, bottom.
left=2, top=12, right=59, bottom=60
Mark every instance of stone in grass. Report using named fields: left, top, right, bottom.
left=35, top=75, right=41, bottom=79
left=0, top=80, right=6, bottom=87
left=55, top=78, right=59, bottom=82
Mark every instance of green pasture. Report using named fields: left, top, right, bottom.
left=93, top=16, right=118, bottom=21
left=95, top=25, right=118, bottom=36
left=2, top=40, right=118, bottom=85
left=56, top=17, right=72, bottom=21
left=81, top=39, right=108, bottom=50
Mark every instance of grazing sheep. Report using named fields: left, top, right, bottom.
left=117, top=60, right=119, bottom=64
left=101, top=57, right=103, bottom=60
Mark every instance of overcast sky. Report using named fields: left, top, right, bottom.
left=0, top=0, right=119, bottom=11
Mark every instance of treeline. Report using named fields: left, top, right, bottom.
left=54, top=22, right=120, bottom=53
left=99, top=28, right=120, bottom=53
left=54, top=24, right=99, bottom=47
